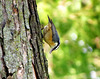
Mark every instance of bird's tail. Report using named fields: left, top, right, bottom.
left=47, top=15, right=52, bottom=23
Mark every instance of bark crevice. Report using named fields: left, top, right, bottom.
left=1, top=0, right=9, bottom=78
left=0, top=20, right=9, bottom=78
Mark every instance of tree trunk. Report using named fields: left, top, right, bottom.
left=0, top=0, right=49, bottom=79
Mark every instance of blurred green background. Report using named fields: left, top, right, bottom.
left=37, top=0, right=100, bottom=79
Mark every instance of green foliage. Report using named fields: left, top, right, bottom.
left=37, top=0, right=100, bottom=79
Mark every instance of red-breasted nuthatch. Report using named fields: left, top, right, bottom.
left=43, top=16, right=60, bottom=53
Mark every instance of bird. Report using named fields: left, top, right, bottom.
left=43, top=16, right=60, bottom=53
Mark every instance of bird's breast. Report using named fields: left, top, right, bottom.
left=43, top=25, right=55, bottom=47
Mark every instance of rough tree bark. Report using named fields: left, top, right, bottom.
left=0, top=0, right=49, bottom=79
